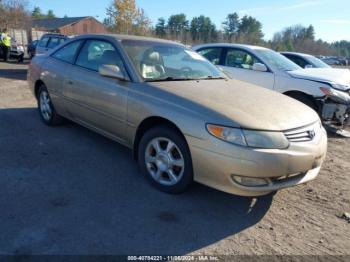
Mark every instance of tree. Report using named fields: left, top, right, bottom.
left=167, top=13, right=188, bottom=40
left=270, top=24, right=334, bottom=55
left=133, top=8, right=151, bottom=36
left=0, top=0, right=30, bottom=29
left=222, top=12, right=239, bottom=42
left=190, top=15, right=217, bottom=43
left=32, top=6, right=43, bottom=19
left=106, top=0, right=151, bottom=35
left=155, top=18, right=166, bottom=38
left=305, top=25, right=315, bottom=40
left=46, top=9, right=56, bottom=19
left=237, top=15, right=264, bottom=44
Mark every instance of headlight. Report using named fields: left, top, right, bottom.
left=206, top=124, right=289, bottom=149
left=320, top=87, right=350, bottom=103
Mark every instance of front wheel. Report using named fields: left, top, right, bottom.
left=38, top=85, right=63, bottom=126
left=138, top=126, right=193, bottom=194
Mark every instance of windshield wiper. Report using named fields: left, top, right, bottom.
left=146, top=77, right=200, bottom=82
left=199, top=76, right=227, bottom=80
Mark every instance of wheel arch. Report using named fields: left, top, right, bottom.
left=133, top=116, right=187, bottom=160
left=34, top=79, right=46, bottom=99
left=283, top=90, right=320, bottom=111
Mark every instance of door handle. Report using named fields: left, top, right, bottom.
left=67, top=80, right=74, bottom=85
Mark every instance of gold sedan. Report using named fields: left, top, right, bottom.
left=28, top=34, right=328, bottom=196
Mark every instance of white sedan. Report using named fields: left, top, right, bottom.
left=193, top=43, right=350, bottom=129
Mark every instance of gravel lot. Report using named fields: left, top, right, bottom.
left=0, top=61, right=349, bottom=258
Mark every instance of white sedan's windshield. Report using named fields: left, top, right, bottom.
left=307, top=55, right=331, bottom=68
left=122, top=40, right=225, bottom=81
left=255, top=49, right=301, bottom=71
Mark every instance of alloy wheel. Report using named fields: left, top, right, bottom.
left=145, top=137, right=185, bottom=186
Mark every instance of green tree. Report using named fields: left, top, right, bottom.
left=32, top=6, right=44, bottom=19
left=237, top=15, right=264, bottom=44
left=305, top=25, right=315, bottom=40
left=46, top=9, right=56, bottom=19
left=190, top=15, right=217, bottom=43
left=167, top=13, right=188, bottom=40
left=155, top=18, right=166, bottom=38
left=222, top=12, right=239, bottom=42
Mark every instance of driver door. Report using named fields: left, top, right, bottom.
left=220, top=48, right=275, bottom=90
left=63, top=39, right=129, bottom=143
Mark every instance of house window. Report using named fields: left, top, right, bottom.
left=83, top=24, right=88, bottom=33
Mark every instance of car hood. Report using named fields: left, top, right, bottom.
left=149, top=79, right=319, bottom=131
left=288, top=68, right=350, bottom=90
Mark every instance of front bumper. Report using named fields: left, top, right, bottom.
left=187, top=126, right=328, bottom=196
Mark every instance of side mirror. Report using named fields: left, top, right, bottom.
left=305, top=64, right=313, bottom=69
left=252, top=63, right=268, bottom=72
left=99, top=64, right=126, bottom=80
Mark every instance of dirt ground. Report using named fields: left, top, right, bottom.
left=0, top=61, right=349, bottom=258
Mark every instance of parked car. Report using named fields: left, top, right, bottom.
left=35, top=33, right=68, bottom=55
left=281, top=52, right=331, bottom=69
left=193, top=44, right=350, bottom=129
left=27, top=39, right=39, bottom=59
left=321, top=57, right=341, bottom=66
left=28, top=35, right=327, bottom=197
left=9, top=38, right=25, bottom=62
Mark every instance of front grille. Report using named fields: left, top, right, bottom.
left=284, top=122, right=321, bottom=143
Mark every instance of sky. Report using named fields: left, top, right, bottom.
left=29, top=0, right=350, bottom=42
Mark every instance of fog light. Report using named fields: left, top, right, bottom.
left=232, top=175, right=269, bottom=187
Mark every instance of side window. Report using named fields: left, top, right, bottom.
left=197, top=48, right=222, bottom=65
left=38, top=36, right=49, bottom=48
left=52, top=40, right=83, bottom=64
left=47, top=37, right=62, bottom=49
left=225, top=49, right=261, bottom=70
left=288, top=55, right=307, bottom=68
left=75, top=40, right=127, bottom=73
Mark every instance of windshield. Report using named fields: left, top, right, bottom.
left=121, top=40, right=225, bottom=81
left=255, top=49, right=301, bottom=71
left=306, top=55, right=331, bottom=68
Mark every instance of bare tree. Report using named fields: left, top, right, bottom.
left=0, top=0, right=30, bottom=29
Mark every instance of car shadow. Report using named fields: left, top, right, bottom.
left=0, top=107, right=273, bottom=255
left=0, top=68, right=27, bottom=81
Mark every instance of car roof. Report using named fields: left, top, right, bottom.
left=192, top=43, right=270, bottom=51
left=42, top=33, right=68, bottom=38
left=73, top=34, right=184, bottom=46
left=280, top=51, right=313, bottom=58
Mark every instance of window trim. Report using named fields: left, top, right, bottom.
left=223, top=47, right=273, bottom=73
left=73, top=38, right=131, bottom=81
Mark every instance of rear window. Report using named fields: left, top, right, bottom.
left=38, top=37, right=49, bottom=48
left=52, top=40, right=83, bottom=64
left=47, top=37, right=66, bottom=49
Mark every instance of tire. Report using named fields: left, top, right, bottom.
left=287, top=93, right=318, bottom=113
left=37, top=85, right=64, bottom=126
left=138, top=125, right=193, bottom=194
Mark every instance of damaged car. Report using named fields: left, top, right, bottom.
left=194, top=44, right=350, bottom=133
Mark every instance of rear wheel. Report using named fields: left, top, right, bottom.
left=38, top=85, right=63, bottom=126
left=138, top=125, right=193, bottom=194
